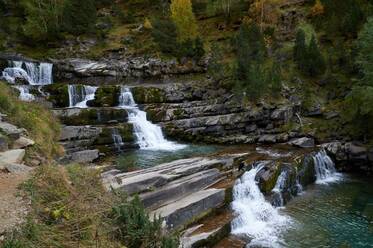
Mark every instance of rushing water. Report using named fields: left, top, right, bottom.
left=68, top=85, right=98, bottom=108
left=2, top=60, right=53, bottom=85
left=231, top=164, right=291, bottom=248
left=283, top=175, right=373, bottom=248
left=1, top=60, right=53, bottom=101
left=118, top=87, right=186, bottom=151
left=313, top=149, right=343, bottom=184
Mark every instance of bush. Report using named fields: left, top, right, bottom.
left=112, top=195, right=179, bottom=248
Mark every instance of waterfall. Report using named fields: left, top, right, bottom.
left=1, top=60, right=53, bottom=85
left=272, top=170, right=288, bottom=207
left=68, top=85, right=97, bottom=108
left=313, top=149, right=342, bottom=184
left=118, top=87, right=186, bottom=151
left=14, top=86, right=35, bottom=102
left=112, top=128, right=124, bottom=152
left=231, top=164, right=291, bottom=247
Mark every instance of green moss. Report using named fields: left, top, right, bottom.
left=259, top=163, right=281, bottom=194
left=131, top=87, right=166, bottom=104
left=91, top=86, right=120, bottom=107
left=94, top=124, right=135, bottom=146
left=60, top=108, right=128, bottom=125
left=44, top=83, right=69, bottom=108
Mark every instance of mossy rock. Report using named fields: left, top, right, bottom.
left=90, top=86, right=120, bottom=107
left=60, top=108, right=128, bottom=125
left=297, top=154, right=316, bottom=187
left=144, top=107, right=167, bottom=123
left=131, top=86, right=167, bottom=104
left=44, top=83, right=69, bottom=108
left=256, top=162, right=281, bottom=194
left=94, top=124, right=135, bottom=145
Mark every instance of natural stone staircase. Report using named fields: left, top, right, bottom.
left=102, top=154, right=247, bottom=230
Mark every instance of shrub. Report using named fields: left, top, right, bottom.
left=112, top=195, right=179, bottom=248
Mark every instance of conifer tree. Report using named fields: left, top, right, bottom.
left=170, top=0, right=199, bottom=42
left=63, top=0, right=97, bottom=35
left=293, top=29, right=307, bottom=70
left=356, top=17, right=373, bottom=86
left=305, top=35, right=326, bottom=76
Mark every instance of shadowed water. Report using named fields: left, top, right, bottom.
left=283, top=175, right=373, bottom=248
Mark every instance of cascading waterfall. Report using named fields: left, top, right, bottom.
left=1, top=60, right=53, bottom=85
left=313, top=149, right=342, bottom=184
left=112, top=128, right=124, bottom=152
left=272, top=170, right=288, bottom=207
left=1, top=60, right=53, bottom=101
left=118, top=87, right=186, bottom=151
left=14, top=85, right=35, bottom=102
left=68, top=85, right=97, bottom=108
left=231, top=163, right=291, bottom=247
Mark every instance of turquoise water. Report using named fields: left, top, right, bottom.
left=116, top=144, right=222, bottom=169
left=282, top=175, right=373, bottom=248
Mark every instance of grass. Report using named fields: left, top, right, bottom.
left=0, top=82, right=62, bottom=159
left=1, top=164, right=179, bottom=248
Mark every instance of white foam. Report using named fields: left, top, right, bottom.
left=118, top=87, right=186, bottom=151
left=231, top=164, right=291, bottom=247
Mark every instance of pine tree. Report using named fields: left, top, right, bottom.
left=235, top=22, right=266, bottom=81
left=293, top=29, right=307, bottom=70
left=63, top=0, right=96, bottom=35
left=151, top=18, right=178, bottom=55
left=356, top=17, right=373, bottom=86
left=170, top=0, right=199, bottom=42
left=306, top=35, right=326, bottom=76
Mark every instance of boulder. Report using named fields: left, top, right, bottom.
left=0, top=122, right=23, bottom=139
left=70, top=149, right=99, bottom=163
left=0, top=149, right=25, bottom=164
left=3, top=163, right=32, bottom=173
left=288, top=137, right=315, bottom=148
left=13, top=137, right=35, bottom=149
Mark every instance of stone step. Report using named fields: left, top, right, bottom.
left=53, top=107, right=128, bottom=125
left=103, top=157, right=227, bottom=195
left=151, top=188, right=225, bottom=230
left=140, top=168, right=223, bottom=210
left=180, top=210, right=233, bottom=248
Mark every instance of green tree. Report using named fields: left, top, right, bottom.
left=170, top=0, right=199, bottom=42
left=62, top=0, right=96, bottom=35
left=356, top=17, right=373, bottom=86
left=343, top=18, right=373, bottom=141
left=151, top=18, right=178, bottom=55
left=293, top=29, right=307, bottom=70
left=21, top=0, right=64, bottom=41
left=294, top=32, right=325, bottom=76
left=234, top=22, right=267, bottom=99
left=305, top=35, right=326, bottom=76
